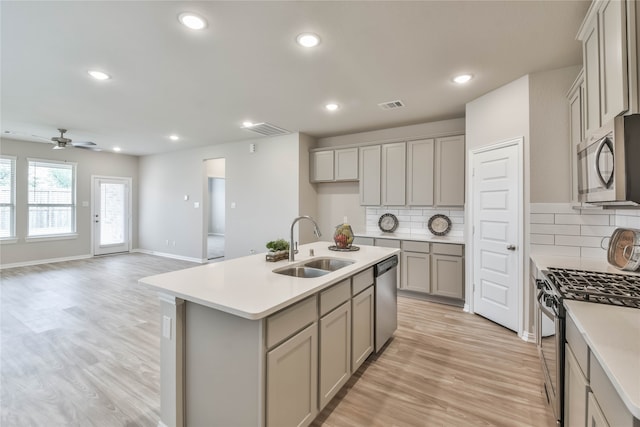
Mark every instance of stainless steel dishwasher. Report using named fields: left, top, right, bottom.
left=374, top=255, right=398, bottom=352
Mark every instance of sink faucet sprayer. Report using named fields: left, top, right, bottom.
left=290, top=216, right=322, bottom=261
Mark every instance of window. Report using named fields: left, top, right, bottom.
left=0, top=156, right=16, bottom=238
left=28, top=159, right=76, bottom=237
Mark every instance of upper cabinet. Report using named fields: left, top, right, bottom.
left=568, top=70, right=585, bottom=203
left=381, top=142, right=406, bottom=206
left=359, top=145, right=381, bottom=205
left=578, top=0, right=639, bottom=140
left=434, top=135, right=465, bottom=207
left=407, top=139, right=435, bottom=206
left=310, top=148, right=358, bottom=183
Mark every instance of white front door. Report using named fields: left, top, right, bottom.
left=471, top=140, right=522, bottom=332
left=93, top=177, right=131, bottom=256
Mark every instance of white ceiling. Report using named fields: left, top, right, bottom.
left=1, top=1, right=590, bottom=156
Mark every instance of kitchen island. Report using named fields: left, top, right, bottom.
left=139, top=241, right=400, bottom=427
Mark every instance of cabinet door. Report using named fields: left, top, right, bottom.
left=565, top=345, right=589, bottom=427
left=267, top=323, right=318, bottom=427
left=381, top=142, right=406, bottom=206
left=431, top=254, right=464, bottom=299
left=599, top=0, right=628, bottom=123
left=583, top=17, right=601, bottom=136
left=407, top=139, right=434, bottom=206
left=569, top=76, right=584, bottom=203
left=434, top=136, right=464, bottom=207
left=359, top=145, right=381, bottom=205
left=587, top=392, right=610, bottom=427
left=311, top=151, right=334, bottom=182
left=351, top=286, right=374, bottom=372
left=401, top=251, right=430, bottom=293
left=334, top=148, right=358, bottom=181
left=319, top=302, right=351, bottom=410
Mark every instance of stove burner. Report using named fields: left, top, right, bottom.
left=545, top=267, right=640, bottom=309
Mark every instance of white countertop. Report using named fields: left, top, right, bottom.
left=355, top=231, right=465, bottom=245
left=139, top=241, right=400, bottom=320
left=564, top=301, right=640, bottom=418
left=530, top=253, right=640, bottom=276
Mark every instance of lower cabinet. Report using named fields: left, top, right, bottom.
left=564, top=345, right=589, bottom=427
left=266, top=323, right=318, bottom=427
left=351, top=286, right=374, bottom=372
left=431, top=254, right=463, bottom=299
left=587, top=392, right=610, bottom=427
left=401, top=251, right=430, bottom=293
left=319, top=302, right=351, bottom=410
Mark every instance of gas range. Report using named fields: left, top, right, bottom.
left=542, top=267, right=640, bottom=309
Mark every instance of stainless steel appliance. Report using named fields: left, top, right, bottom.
left=577, top=114, right=640, bottom=206
left=374, top=255, right=398, bottom=352
left=536, top=268, right=640, bottom=426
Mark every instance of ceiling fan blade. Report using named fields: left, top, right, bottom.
left=75, top=145, right=102, bottom=151
left=71, top=141, right=96, bottom=146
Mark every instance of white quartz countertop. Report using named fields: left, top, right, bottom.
left=139, top=241, right=400, bottom=320
left=530, top=254, right=640, bottom=276
left=564, top=301, right=640, bottom=418
left=355, top=231, right=465, bottom=245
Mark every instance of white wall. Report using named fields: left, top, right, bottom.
left=0, top=138, right=139, bottom=267
left=138, top=133, right=308, bottom=260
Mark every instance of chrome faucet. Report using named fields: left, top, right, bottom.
left=290, top=215, right=322, bottom=261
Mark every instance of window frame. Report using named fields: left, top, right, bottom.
left=26, top=158, right=78, bottom=239
left=0, top=155, right=17, bottom=241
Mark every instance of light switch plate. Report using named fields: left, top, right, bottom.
left=162, top=315, right=171, bottom=339
left=193, top=202, right=200, bottom=208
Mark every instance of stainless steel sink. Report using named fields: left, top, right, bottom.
left=301, top=257, right=355, bottom=271
left=273, top=266, right=330, bottom=278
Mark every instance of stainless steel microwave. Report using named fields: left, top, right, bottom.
left=577, top=114, right=640, bottom=206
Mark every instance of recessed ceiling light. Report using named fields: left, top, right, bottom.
left=296, top=33, right=320, bottom=48
left=178, top=12, right=207, bottom=30
left=453, top=74, right=473, bottom=84
left=113, top=147, right=121, bottom=152
left=169, top=134, right=180, bottom=141
left=88, top=70, right=111, bottom=80
left=325, top=103, right=339, bottom=111
left=242, top=121, right=254, bottom=128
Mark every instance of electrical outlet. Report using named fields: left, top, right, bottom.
left=172, top=241, right=176, bottom=246
left=165, top=240, right=169, bottom=246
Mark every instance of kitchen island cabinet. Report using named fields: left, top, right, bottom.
left=139, top=242, right=399, bottom=427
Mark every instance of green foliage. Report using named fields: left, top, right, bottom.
left=266, top=239, right=289, bottom=252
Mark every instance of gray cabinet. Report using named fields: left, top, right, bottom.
left=434, top=135, right=465, bottom=207
left=587, top=392, right=610, bottom=427
left=431, top=253, right=464, bottom=299
left=598, top=0, right=628, bottom=124
left=565, top=345, right=589, bottom=427
left=267, top=323, right=318, bottom=427
left=381, top=142, right=406, bottom=206
left=351, top=285, right=374, bottom=372
left=568, top=71, right=585, bottom=203
left=319, top=301, right=351, bottom=410
left=310, top=151, right=334, bottom=182
left=359, top=145, right=381, bottom=205
left=401, top=250, right=430, bottom=293
left=582, top=15, right=602, bottom=136
left=407, top=138, right=434, bottom=206
left=310, top=148, right=358, bottom=182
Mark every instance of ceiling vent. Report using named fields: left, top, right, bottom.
left=378, top=100, right=405, bottom=110
left=241, top=122, right=290, bottom=137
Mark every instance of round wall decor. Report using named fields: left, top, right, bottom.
left=428, top=214, right=452, bottom=236
left=378, top=213, right=399, bottom=233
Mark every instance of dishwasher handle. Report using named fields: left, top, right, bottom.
left=375, top=255, right=399, bottom=277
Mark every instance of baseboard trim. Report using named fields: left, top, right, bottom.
left=132, top=248, right=205, bottom=264
left=520, top=331, right=536, bottom=343
left=0, top=254, right=92, bottom=270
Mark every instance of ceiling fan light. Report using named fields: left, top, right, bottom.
left=296, top=33, right=320, bottom=48
left=179, top=12, right=207, bottom=30
left=325, top=103, right=339, bottom=111
left=113, top=147, right=122, bottom=152
left=88, top=70, right=111, bottom=80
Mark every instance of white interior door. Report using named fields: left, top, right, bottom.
left=472, top=140, right=522, bottom=332
left=93, top=177, right=131, bottom=256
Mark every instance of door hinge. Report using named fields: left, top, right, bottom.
left=472, top=168, right=475, bottom=177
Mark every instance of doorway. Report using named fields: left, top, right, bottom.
left=469, top=138, right=523, bottom=333
left=92, top=176, right=131, bottom=256
left=205, top=158, right=225, bottom=260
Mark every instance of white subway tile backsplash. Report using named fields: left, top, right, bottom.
left=530, top=224, right=581, bottom=235
left=530, top=234, right=554, bottom=245
left=581, top=247, right=607, bottom=258
left=555, top=213, right=610, bottom=225
left=555, top=235, right=604, bottom=248
left=530, top=214, right=554, bottom=224
left=614, top=215, right=640, bottom=228
left=580, top=225, right=616, bottom=236
left=530, top=203, right=578, bottom=214
left=531, top=244, right=581, bottom=256
left=364, top=206, right=465, bottom=237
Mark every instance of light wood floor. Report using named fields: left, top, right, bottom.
left=1, top=254, right=554, bottom=427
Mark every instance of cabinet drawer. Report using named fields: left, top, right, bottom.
left=353, top=236, right=374, bottom=246
left=590, top=353, right=635, bottom=427
left=352, top=268, right=374, bottom=295
left=432, top=243, right=463, bottom=256
left=566, top=314, right=589, bottom=379
left=402, top=240, right=430, bottom=253
left=320, top=279, right=350, bottom=316
left=267, top=295, right=317, bottom=349
left=374, top=238, right=400, bottom=249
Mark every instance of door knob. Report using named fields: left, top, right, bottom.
left=507, top=244, right=516, bottom=251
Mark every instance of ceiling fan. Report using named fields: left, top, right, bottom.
left=50, top=128, right=101, bottom=151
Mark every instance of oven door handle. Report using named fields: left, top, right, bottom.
left=537, top=290, right=559, bottom=318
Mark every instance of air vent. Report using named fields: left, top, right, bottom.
left=378, top=100, right=405, bottom=110
left=241, top=122, right=290, bottom=136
